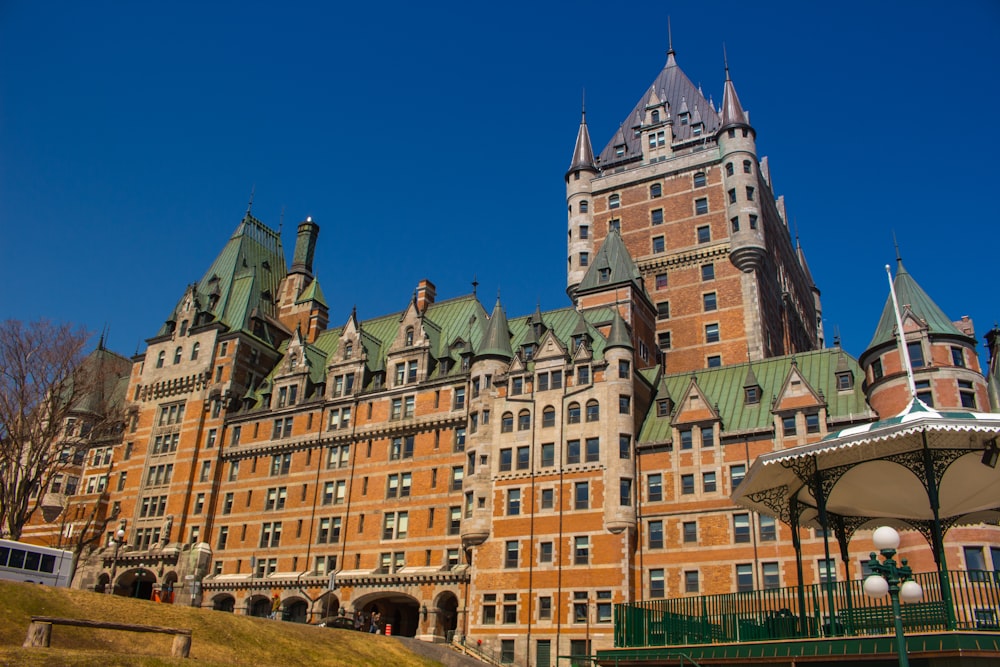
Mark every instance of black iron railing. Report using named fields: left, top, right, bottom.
left=615, top=569, right=1000, bottom=648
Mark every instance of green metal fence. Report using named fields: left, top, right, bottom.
left=614, top=569, right=1000, bottom=648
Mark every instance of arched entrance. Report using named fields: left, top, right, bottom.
left=247, top=594, right=271, bottom=617
left=160, top=571, right=178, bottom=604
left=212, top=594, right=236, bottom=612
left=283, top=597, right=309, bottom=623
left=316, top=591, right=340, bottom=621
left=434, top=591, right=460, bottom=641
left=96, top=573, right=110, bottom=594
left=117, top=568, right=156, bottom=600
left=353, top=592, right=420, bottom=637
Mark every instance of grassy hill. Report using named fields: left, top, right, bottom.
left=0, top=580, right=441, bottom=666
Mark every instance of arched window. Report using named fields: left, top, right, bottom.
left=542, top=406, right=556, bottom=428
left=567, top=402, right=581, bottom=424
left=179, top=320, right=189, bottom=336
left=405, top=327, right=414, bottom=346
left=579, top=200, right=589, bottom=213
left=609, top=194, right=620, bottom=209
left=650, top=183, right=662, bottom=198
left=156, top=351, right=165, bottom=369
left=501, top=412, right=514, bottom=433
left=586, top=400, right=600, bottom=422
left=344, top=342, right=353, bottom=360
left=190, top=342, right=200, bottom=361
left=518, top=410, right=531, bottom=431
left=173, top=347, right=182, bottom=364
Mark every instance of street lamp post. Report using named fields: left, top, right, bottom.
left=863, top=526, right=924, bottom=667
left=107, top=528, right=126, bottom=595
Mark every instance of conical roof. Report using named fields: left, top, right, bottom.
left=598, top=50, right=720, bottom=169
left=719, top=65, right=750, bottom=131
left=477, top=298, right=514, bottom=360
left=867, top=259, right=970, bottom=350
left=567, top=109, right=597, bottom=176
left=605, top=310, right=633, bottom=351
left=575, top=228, right=645, bottom=294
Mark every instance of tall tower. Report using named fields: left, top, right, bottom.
left=566, top=104, right=598, bottom=298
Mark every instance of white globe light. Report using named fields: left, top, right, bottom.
left=900, top=580, right=923, bottom=603
left=872, top=526, right=900, bottom=551
left=864, top=575, right=889, bottom=598
left=116, top=529, right=125, bottom=540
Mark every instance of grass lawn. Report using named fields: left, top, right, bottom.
left=0, top=580, right=441, bottom=666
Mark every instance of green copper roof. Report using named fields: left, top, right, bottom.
left=477, top=298, right=514, bottom=360
left=638, top=349, right=871, bottom=444
left=605, top=309, right=633, bottom=350
left=157, top=213, right=287, bottom=339
left=575, top=228, right=645, bottom=295
left=867, top=259, right=969, bottom=350
left=296, top=278, right=327, bottom=308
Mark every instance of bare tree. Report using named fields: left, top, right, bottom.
left=0, top=319, right=128, bottom=540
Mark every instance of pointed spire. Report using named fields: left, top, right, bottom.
left=477, top=297, right=514, bottom=360
left=246, top=185, right=255, bottom=217
left=567, top=97, right=597, bottom=176
left=605, top=309, right=633, bottom=351
left=666, top=16, right=676, bottom=65
left=867, top=257, right=971, bottom=350
left=575, top=227, right=645, bottom=294
left=719, top=48, right=750, bottom=131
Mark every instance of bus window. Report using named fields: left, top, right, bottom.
left=25, top=550, right=41, bottom=571
left=9, top=549, right=25, bottom=569
left=40, top=554, right=56, bottom=573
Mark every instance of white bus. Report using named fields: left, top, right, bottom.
left=0, top=539, right=74, bottom=586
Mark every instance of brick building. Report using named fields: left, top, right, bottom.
left=22, top=46, right=1000, bottom=667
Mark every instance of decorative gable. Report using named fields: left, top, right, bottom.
left=534, top=329, right=569, bottom=364
left=772, top=360, right=825, bottom=413
left=672, top=376, right=719, bottom=426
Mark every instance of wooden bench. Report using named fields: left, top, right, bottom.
left=24, top=616, right=192, bottom=658
left=839, top=601, right=948, bottom=636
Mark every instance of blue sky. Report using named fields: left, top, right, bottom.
left=2, top=1, right=997, bottom=367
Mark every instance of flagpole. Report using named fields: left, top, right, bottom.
left=885, top=264, right=918, bottom=401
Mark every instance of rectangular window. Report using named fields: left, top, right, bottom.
left=705, top=323, right=720, bottom=343
left=907, top=341, right=925, bottom=368
left=507, top=488, right=521, bottom=516
left=683, top=521, right=697, bottom=543
left=737, top=563, right=754, bottom=592
left=503, top=594, right=517, bottom=624
left=505, top=541, right=519, bottom=568
left=575, top=481, right=589, bottom=509
left=707, top=355, right=722, bottom=368
left=648, top=474, right=662, bottom=502
left=703, top=292, right=717, bottom=312
left=681, top=474, right=694, bottom=495
left=782, top=415, right=797, bottom=436
left=951, top=346, right=965, bottom=367
left=574, top=536, right=589, bottom=565
left=567, top=439, right=580, bottom=464
left=516, top=446, right=530, bottom=470
left=482, top=595, right=496, bottom=625
left=585, top=437, right=600, bottom=462
left=728, top=188, right=737, bottom=204
left=541, top=442, right=555, bottom=467
left=806, top=413, right=821, bottom=434
left=734, top=514, right=751, bottom=543
left=650, top=569, right=665, bottom=598
left=745, top=186, right=755, bottom=201
left=270, top=453, right=291, bottom=476
left=760, top=515, right=777, bottom=541
left=762, top=562, right=780, bottom=589
left=620, top=478, right=632, bottom=506
left=652, top=236, right=665, bottom=253
left=651, top=208, right=663, bottom=225
left=540, top=488, right=554, bottom=509
left=619, top=434, right=631, bottom=459
left=537, top=373, right=548, bottom=391
left=655, top=273, right=668, bottom=290
left=959, top=380, right=977, bottom=409
left=818, top=558, right=837, bottom=583
left=540, top=541, right=553, bottom=563
left=701, top=263, right=715, bottom=281
left=685, top=570, right=699, bottom=593
left=695, top=199, right=708, bottom=216
left=551, top=370, right=562, bottom=389
left=649, top=520, right=664, bottom=549
left=679, top=428, right=692, bottom=450
left=499, top=448, right=512, bottom=472
left=657, top=301, right=670, bottom=320
left=703, top=471, right=716, bottom=493
left=658, top=331, right=672, bottom=349
left=539, top=596, right=552, bottom=620
left=701, top=427, right=714, bottom=448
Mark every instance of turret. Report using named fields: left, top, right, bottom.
left=290, top=216, right=319, bottom=277
left=717, top=62, right=764, bottom=273
left=602, top=310, right=637, bottom=534
left=566, top=104, right=598, bottom=298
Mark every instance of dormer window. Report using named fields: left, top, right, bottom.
left=656, top=399, right=670, bottom=417
left=692, top=125, right=702, bottom=136
left=679, top=113, right=689, bottom=125
left=744, top=386, right=760, bottom=405
left=836, top=372, right=854, bottom=391
left=523, top=344, right=535, bottom=360
left=651, top=110, right=660, bottom=123
left=344, top=342, right=353, bottom=359
left=405, top=327, right=414, bottom=347
left=615, top=145, right=625, bottom=157
left=598, top=268, right=611, bottom=284
left=277, top=385, right=298, bottom=408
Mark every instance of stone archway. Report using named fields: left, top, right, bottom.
left=118, top=568, right=156, bottom=600
left=212, top=594, right=236, bottom=612
left=352, top=592, right=421, bottom=637
left=433, top=591, right=460, bottom=641
left=316, top=591, right=340, bottom=621
left=247, top=594, right=271, bottom=617
left=95, top=573, right=110, bottom=594
left=283, top=596, right=309, bottom=623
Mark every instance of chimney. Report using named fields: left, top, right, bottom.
left=416, top=279, right=436, bottom=313
left=290, top=216, right=320, bottom=277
